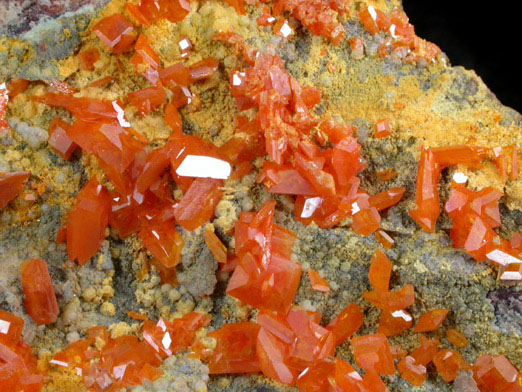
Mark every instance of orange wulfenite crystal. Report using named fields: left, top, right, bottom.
left=446, top=329, right=469, bottom=348
left=0, top=171, right=30, bottom=209
left=362, top=284, right=415, bottom=312
left=256, top=307, right=335, bottom=385
left=326, top=303, right=363, bottom=345
left=408, top=147, right=441, bottom=233
left=48, top=119, right=77, bottom=160
left=411, top=335, right=439, bottom=366
left=143, top=313, right=210, bottom=358
left=7, top=78, right=29, bottom=99
left=307, top=269, right=330, bottom=292
left=273, top=19, right=294, bottom=39
left=228, top=201, right=303, bottom=314
left=413, top=308, right=449, bottom=332
left=378, top=310, right=412, bottom=337
left=0, top=310, right=24, bottom=347
left=65, top=178, right=110, bottom=265
left=369, top=187, right=405, bottom=212
left=159, top=63, right=192, bottom=89
left=375, top=229, right=394, bottom=249
left=433, top=349, right=466, bottom=382
left=20, top=259, right=59, bottom=325
left=296, top=358, right=365, bottom=392
left=189, top=58, right=219, bottom=82
left=207, top=322, right=261, bottom=374
left=205, top=227, right=227, bottom=264
left=78, top=48, right=100, bottom=71
left=350, top=333, right=395, bottom=375
left=397, top=355, right=426, bottom=386
left=376, top=168, right=398, bottom=181
left=174, top=178, right=223, bottom=231
left=473, top=355, right=521, bottom=392
left=92, top=14, right=136, bottom=54
left=0, top=317, right=43, bottom=392
left=375, top=119, right=391, bottom=138
left=277, top=0, right=345, bottom=45
left=138, top=222, right=184, bottom=268
left=369, top=249, right=392, bottom=291
left=131, top=34, right=160, bottom=84
left=128, top=86, right=167, bottom=115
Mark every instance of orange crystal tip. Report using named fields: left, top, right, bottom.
left=78, top=48, right=100, bottom=71
left=350, top=333, right=395, bottom=375
left=362, top=284, right=415, bottom=312
left=375, top=119, right=391, bottom=138
left=446, top=329, right=469, bottom=348
left=48, top=118, right=76, bottom=160
left=189, top=58, right=219, bottom=82
left=0, top=171, right=30, bottom=210
left=433, top=349, right=466, bottom=382
left=378, top=310, right=412, bottom=337
left=397, top=355, right=426, bottom=386
left=138, top=222, right=184, bottom=269
left=205, top=228, right=227, bottom=264
left=375, top=229, right=394, bottom=249
left=413, top=308, right=449, bottom=333
left=92, top=14, right=136, bottom=54
left=369, top=249, right=392, bottom=291
left=0, top=310, right=24, bottom=347
left=307, top=269, right=330, bottom=292
left=326, top=303, right=363, bottom=345
left=20, top=259, right=59, bottom=325
left=207, top=322, right=261, bottom=374
left=66, top=177, right=110, bottom=265
left=473, top=355, right=521, bottom=392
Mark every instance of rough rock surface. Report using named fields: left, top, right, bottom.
left=1, top=0, right=521, bottom=391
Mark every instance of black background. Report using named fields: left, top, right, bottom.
left=403, top=1, right=520, bottom=113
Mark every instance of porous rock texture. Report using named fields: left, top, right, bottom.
left=1, top=0, right=521, bottom=391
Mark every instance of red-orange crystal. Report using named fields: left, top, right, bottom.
left=397, top=355, right=426, bottom=386
left=350, top=333, right=395, bottom=375
left=408, top=147, right=441, bottom=233
left=20, top=259, right=59, bottom=325
left=0, top=171, right=30, bottom=209
left=375, top=119, right=391, bottom=138
left=446, top=329, right=469, bottom=348
left=413, top=308, right=449, bottom=333
left=307, top=269, right=330, bottom=292
left=369, top=249, right=392, bottom=291
left=138, top=222, right=183, bottom=268
left=433, top=349, right=466, bottom=382
left=378, top=310, right=412, bottom=337
left=362, top=284, right=415, bottom=312
left=48, top=118, right=77, bottom=160
left=207, top=322, right=261, bottom=374
left=0, top=310, right=24, bottom=347
left=473, top=355, right=521, bottom=392
left=205, top=228, right=227, bottom=264
left=326, top=303, right=363, bottom=345
left=174, top=178, right=222, bottom=231
left=92, top=14, right=136, bottom=54
left=65, top=178, right=111, bottom=265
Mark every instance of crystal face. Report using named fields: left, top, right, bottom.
left=20, top=259, right=59, bottom=325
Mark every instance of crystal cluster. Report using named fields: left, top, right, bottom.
left=49, top=313, right=209, bottom=391
left=0, top=310, right=43, bottom=391
left=409, top=145, right=522, bottom=280
left=227, top=53, right=404, bottom=236
left=358, top=6, right=441, bottom=62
